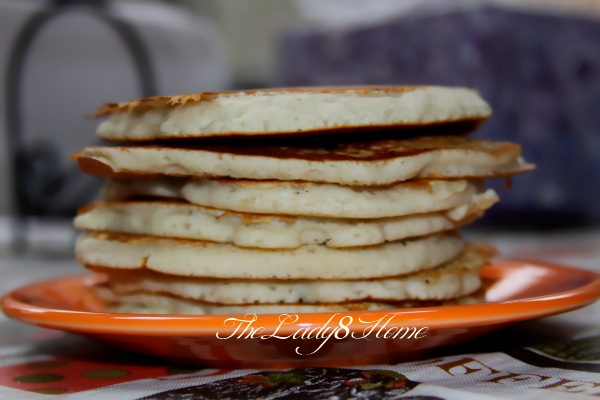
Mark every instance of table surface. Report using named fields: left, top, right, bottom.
left=0, top=229, right=599, bottom=399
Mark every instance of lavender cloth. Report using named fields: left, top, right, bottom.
left=279, top=6, right=600, bottom=227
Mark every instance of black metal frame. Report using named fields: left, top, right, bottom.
left=4, top=0, right=157, bottom=218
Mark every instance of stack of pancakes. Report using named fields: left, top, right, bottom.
left=73, top=86, right=533, bottom=314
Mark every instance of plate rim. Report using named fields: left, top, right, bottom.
left=2, top=259, right=600, bottom=337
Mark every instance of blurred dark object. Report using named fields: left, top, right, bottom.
left=52, top=0, right=107, bottom=6
left=5, top=0, right=152, bottom=217
left=1, top=0, right=229, bottom=219
left=279, top=5, right=600, bottom=229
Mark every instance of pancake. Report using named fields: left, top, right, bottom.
left=102, top=178, right=496, bottom=219
left=96, top=292, right=401, bottom=314
left=74, top=195, right=495, bottom=248
left=94, top=86, right=491, bottom=141
left=92, top=245, right=488, bottom=304
left=97, top=292, right=485, bottom=315
left=71, top=85, right=534, bottom=316
left=76, top=135, right=533, bottom=185
left=75, top=232, right=464, bottom=279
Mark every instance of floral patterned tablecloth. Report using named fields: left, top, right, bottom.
left=0, top=230, right=599, bottom=399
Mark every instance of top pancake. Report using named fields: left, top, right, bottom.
left=94, top=86, right=491, bottom=141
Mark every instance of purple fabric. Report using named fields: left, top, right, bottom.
left=278, top=7, right=600, bottom=227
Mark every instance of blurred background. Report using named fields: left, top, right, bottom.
left=0, top=0, right=599, bottom=259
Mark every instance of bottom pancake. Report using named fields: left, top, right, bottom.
left=91, top=245, right=493, bottom=314
left=94, top=289, right=484, bottom=315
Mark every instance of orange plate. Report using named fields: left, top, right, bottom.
left=2, top=260, right=599, bottom=368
